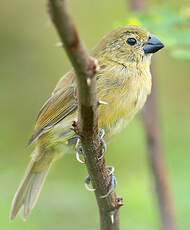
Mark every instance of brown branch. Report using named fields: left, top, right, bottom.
left=47, top=0, right=122, bottom=229
left=128, top=1, right=176, bottom=229
left=142, top=60, right=176, bottom=230
left=129, top=0, right=145, bottom=11
left=127, top=0, right=176, bottom=230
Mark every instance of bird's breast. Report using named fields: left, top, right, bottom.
left=98, top=65, right=151, bottom=140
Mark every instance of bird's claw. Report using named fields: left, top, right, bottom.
left=100, top=166, right=117, bottom=199
left=75, top=137, right=85, bottom=163
left=76, top=146, right=85, bottom=164
left=98, top=129, right=107, bottom=160
left=84, top=176, right=96, bottom=192
left=84, top=166, right=117, bottom=198
left=107, top=166, right=115, bottom=175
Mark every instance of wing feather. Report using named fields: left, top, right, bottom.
left=28, top=86, right=77, bottom=145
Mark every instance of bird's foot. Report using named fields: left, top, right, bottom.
left=75, top=129, right=106, bottom=163
left=84, top=166, right=117, bottom=198
left=98, top=129, right=107, bottom=160
left=100, top=166, right=117, bottom=198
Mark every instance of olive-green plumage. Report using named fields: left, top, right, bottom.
left=10, top=25, right=164, bottom=220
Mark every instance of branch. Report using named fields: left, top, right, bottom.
left=142, top=60, right=176, bottom=230
left=127, top=1, right=176, bottom=229
left=47, top=1, right=122, bottom=229
left=129, top=0, right=145, bottom=11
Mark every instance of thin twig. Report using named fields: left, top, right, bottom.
left=48, top=0, right=122, bottom=229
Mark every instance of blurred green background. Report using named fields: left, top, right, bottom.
left=1, top=0, right=190, bottom=229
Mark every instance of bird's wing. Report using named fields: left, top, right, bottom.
left=28, top=86, right=77, bottom=145
left=52, top=71, right=75, bottom=95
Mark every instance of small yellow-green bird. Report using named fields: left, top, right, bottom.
left=10, top=25, right=164, bottom=220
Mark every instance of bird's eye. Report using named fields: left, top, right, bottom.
left=126, top=38, right=136, bottom=46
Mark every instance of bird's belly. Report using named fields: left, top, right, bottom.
left=101, top=88, right=149, bottom=140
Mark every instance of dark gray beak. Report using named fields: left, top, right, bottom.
left=143, top=34, right=164, bottom=54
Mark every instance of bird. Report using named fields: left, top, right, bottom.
left=10, top=25, right=164, bottom=220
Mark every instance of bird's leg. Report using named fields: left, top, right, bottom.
left=84, top=166, right=117, bottom=198
left=98, top=129, right=107, bottom=160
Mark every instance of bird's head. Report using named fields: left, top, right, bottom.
left=94, top=25, right=164, bottom=65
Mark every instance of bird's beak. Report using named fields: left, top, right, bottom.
left=143, top=34, right=164, bottom=54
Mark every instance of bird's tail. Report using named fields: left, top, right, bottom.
left=10, top=147, right=54, bottom=221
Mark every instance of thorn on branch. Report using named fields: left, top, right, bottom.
left=109, top=211, right=115, bottom=224
left=55, top=42, right=64, bottom=47
left=87, top=78, right=91, bottom=86
left=98, top=100, right=108, bottom=106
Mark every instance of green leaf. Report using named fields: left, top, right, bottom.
left=114, top=6, right=190, bottom=60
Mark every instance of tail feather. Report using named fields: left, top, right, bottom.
left=10, top=160, right=51, bottom=221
